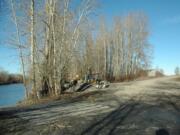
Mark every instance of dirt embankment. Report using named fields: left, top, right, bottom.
left=0, top=76, right=180, bottom=135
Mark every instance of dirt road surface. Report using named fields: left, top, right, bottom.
left=0, top=76, right=180, bottom=135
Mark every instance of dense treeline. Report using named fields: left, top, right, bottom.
left=9, top=0, right=152, bottom=98
left=0, top=71, right=23, bottom=85
left=85, top=14, right=151, bottom=81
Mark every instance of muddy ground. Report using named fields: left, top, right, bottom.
left=0, top=76, right=180, bottom=135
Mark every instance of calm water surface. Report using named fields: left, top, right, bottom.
left=0, top=84, right=25, bottom=107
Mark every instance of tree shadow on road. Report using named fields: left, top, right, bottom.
left=156, top=129, right=170, bottom=135
left=80, top=100, right=139, bottom=135
left=151, top=82, right=180, bottom=91
left=150, top=82, right=180, bottom=112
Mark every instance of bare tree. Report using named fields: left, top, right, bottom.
left=10, top=0, right=28, bottom=98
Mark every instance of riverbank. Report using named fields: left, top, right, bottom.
left=17, top=91, right=95, bottom=107
left=0, top=76, right=180, bottom=135
left=0, top=71, right=23, bottom=85
left=0, top=82, right=23, bottom=85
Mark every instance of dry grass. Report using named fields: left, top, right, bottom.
left=17, top=92, right=79, bottom=107
left=17, top=90, right=103, bottom=107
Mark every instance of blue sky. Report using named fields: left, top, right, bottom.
left=0, top=0, right=180, bottom=75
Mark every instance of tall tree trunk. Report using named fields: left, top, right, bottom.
left=30, top=0, right=36, bottom=92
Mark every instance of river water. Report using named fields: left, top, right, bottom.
left=0, top=83, right=25, bottom=107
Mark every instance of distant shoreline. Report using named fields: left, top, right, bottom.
left=0, top=82, right=23, bottom=86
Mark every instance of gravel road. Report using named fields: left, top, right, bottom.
left=0, top=76, right=180, bottom=135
